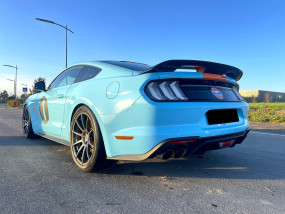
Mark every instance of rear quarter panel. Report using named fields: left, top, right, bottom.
left=61, top=72, right=159, bottom=156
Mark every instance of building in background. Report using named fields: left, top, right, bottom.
left=240, top=90, right=285, bottom=102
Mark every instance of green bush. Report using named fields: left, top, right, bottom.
left=248, top=103, right=285, bottom=123
left=7, top=100, right=20, bottom=108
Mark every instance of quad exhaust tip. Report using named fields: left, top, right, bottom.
left=157, top=148, right=187, bottom=160
left=174, top=148, right=187, bottom=159
left=157, top=149, right=175, bottom=160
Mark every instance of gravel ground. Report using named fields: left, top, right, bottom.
left=250, top=122, right=285, bottom=135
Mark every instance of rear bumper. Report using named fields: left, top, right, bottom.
left=103, top=98, right=249, bottom=158
left=107, top=128, right=250, bottom=161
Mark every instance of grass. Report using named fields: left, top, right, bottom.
left=248, top=103, right=285, bottom=123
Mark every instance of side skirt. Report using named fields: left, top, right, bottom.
left=36, top=133, right=70, bottom=146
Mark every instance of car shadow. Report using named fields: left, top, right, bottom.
left=100, top=148, right=285, bottom=180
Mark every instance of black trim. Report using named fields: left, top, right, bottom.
left=36, top=133, right=70, bottom=145
left=180, top=78, right=239, bottom=90
left=152, top=129, right=250, bottom=157
left=140, top=60, right=243, bottom=81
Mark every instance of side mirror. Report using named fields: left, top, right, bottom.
left=35, top=81, right=46, bottom=91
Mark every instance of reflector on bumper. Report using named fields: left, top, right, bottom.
left=219, top=140, right=235, bottom=148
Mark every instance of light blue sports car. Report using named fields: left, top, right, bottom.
left=23, top=60, right=250, bottom=172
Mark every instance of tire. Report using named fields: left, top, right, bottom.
left=70, top=105, right=117, bottom=172
left=22, top=105, right=36, bottom=138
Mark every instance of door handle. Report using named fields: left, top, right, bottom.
left=57, top=94, right=64, bottom=99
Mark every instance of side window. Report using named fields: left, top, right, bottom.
left=49, top=66, right=83, bottom=90
left=74, top=66, right=101, bottom=83
left=49, top=72, right=67, bottom=90
left=66, top=66, right=83, bottom=85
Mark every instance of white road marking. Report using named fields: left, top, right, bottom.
left=250, top=131, right=285, bottom=137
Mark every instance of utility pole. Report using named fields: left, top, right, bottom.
left=3, top=65, right=19, bottom=100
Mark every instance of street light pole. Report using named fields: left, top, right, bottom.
left=35, top=18, right=74, bottom=68
left=15, top=65, right=17, bottom=98
left=4, top=65, right=19, bottom=100
left=66, top=25, right=68, bottom=68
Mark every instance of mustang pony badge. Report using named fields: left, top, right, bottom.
left=211, top=87, right=223, bottom=99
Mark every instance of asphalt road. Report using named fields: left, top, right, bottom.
left=0, top=103, right=285, bottom=214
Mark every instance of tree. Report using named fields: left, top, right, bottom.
left=30, top=77, right=46, bottom=94
left=8, top=95, right=16, bottom=100
left=20, top=93, right=28, bottom=103
left=0, top=90, right=9, bottom=101
left=20, top=93, right=26, bottom=99
left=264, top=93, right=271, bottom=103
left=252, top=95, right=256, bottom=103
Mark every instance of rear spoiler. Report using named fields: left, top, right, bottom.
left=139, top=60, right=243, bottom=81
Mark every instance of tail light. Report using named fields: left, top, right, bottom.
left=145, top=80, right=188, bottom=101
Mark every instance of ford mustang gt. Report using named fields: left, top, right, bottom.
left=23, top=60, right=250, bottom=172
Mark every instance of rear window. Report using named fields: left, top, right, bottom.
left=74, top=66, right=101, bottom=83
left=102, top=61, right=152, bottom=71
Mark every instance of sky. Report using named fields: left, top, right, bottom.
left=0, top=0, right=285, bottom=96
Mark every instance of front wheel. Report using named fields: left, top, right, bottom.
left=22, top=105, right=36, bottom=138
left=70, top=106, right=116, bottom=172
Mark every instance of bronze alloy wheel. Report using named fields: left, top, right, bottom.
left=70, top=106, right=116, bottom=172
left=71, top=111, right=95, bottom=166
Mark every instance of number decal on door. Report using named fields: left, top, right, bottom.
left=39, top=96, right=49, bottom=124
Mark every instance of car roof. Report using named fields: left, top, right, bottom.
left=100, top=61, right=152, bottom=71
left=74, top=60, right=152, bottom=71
